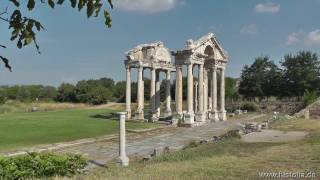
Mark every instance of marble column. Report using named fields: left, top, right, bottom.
left=156, top=70, right=161, bottom=117
left=150, top=68, right=157, bottom=121
left=203, top=68, right=208, bottom=115
left=135, top=66, right=144, bottom=120
left=196, top=63, right=205, bottom=122
left=220, top=67, right=227, bottom=121
left=198, top=64, right=204, bottom=113
left=212, top=67, right=219, bottom=121
left=175, top=65, right=183, bottom=115
left=165, top=70, right=172, bottom=117
left=194, top=81, right=198, bottom=113
left=117, top=112, right=129, bottom=166
left=185, top=63, right=195, bottom=124
left=125, top=67, right=131, bottom=120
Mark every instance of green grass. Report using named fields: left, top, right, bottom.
left=76, top=115, right=320, bottom=180
left=0, top=108, right=158, bottom=152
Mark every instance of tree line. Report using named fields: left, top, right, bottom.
left=239, top=51, right=320, bottom=100
left=0, top=76, right=238, bottom=105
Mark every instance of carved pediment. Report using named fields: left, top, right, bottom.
left=185, top=33, right=229, bottom=61
left=126, top=41, right=172, bottom=63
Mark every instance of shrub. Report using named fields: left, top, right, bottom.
left=241, top=102, right=258, bottom=111
left=0, top=96, right=5, bottom=105
left=303, top=90, right=318, bottom=107
left=0, top=153, right=87, bottom=180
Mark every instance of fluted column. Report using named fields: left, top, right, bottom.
left=212, top=67, right=219, bottom=121
left=150, top=68, right=157, bottom=121
left=187, top=63, right=194, bottom=113
left=156, top=70, right=161, bottom=117
left=194, top=81, right=198, bottom=113
left=185, top=63, right=195, bottom=125
left=175, top=65, right=183, bottom=115
left=165, top=70, right=172, bottom=116
left=203, top=68, right=208, bottom=114
left=220, top=67, right=227, bottom=121
left=136, top=66, right=144, bottom=120
left=125, top=67, right=131, bottom=120
left=198, top=64, right=204, bottom=113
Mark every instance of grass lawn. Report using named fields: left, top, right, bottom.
left=0, top=108, right=158, bottom=152
left=76, top=116, right=320, bottom=180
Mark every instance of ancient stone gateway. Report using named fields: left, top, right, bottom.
left=124, top=42, right=175, bottom=121
left=125, top=33, right=229, bottom=126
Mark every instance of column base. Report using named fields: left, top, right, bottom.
left=195, top=112, right=206, bottom=122
left=134, top=110, right=144, bottom=120
left=183, top=111, right=195, bottom=125
left=164, top=110, right=172, bottom=117
left=209, top=111, right=219, bottom=122
left=149, top=111, right=159, bottom=122
left=126, top=110, right=131, bottom=120
left=117, top=156, right=129, bottom=167
left=219, top=110, right=227, bottom=121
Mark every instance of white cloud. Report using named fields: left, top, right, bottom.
left=114, top=0, right=183, bottom=13
left=255, top=2, right=280, bottom=13
left=286, top=32, right=303, bottom=46
left=305, top=29, right=320, bottom=46
left=285, top=30, right=320, bottom=46
left=240, top=24, right=258, bottom=35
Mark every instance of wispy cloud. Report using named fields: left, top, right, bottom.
left=254, top=2, right=280, bottom=13
left=305, top=29, right=320, bottom=46
left=285, top=29, right=320, bottom=46
left=240, top=24, right=258, bottom=35
left=286, top=31, right=304, bottom=46
left=114, top=0, right=184, bottom=13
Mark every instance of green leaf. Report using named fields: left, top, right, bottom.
left=9, top=0, right=20, bottom=7
left=27, top=0, right=35, bottom=10
left=70, top=0, right=77, bottom=8
left=57, top=0, right=65, bottom=5
left=104, top=10, right=112, bottom=28
left=78, top=0, right=86, bottom=11
left=86, top=1, right=94, bottom=18
left=48, top=0, right=55, bottom=8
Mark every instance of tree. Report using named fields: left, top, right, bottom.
left=86, top=85, right=113, bottom=105
left=239, top=56, right=283, bottom=99
left=225, top=77, right=239, bottom=102
left=0, top=0, right=113, bottom=71
left=56, top=83, right=76, bottom=102
left=281, top=51, right=320, bottom=96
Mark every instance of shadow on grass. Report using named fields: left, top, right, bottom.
left=90, top=113, right=118, bottom=121
left=152, top=139, right=284, bottom=163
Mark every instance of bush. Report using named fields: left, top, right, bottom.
left=0, top=96, right=5, bottom=105
left=303, top=90, right=318, bottom=107
left=241, top=102, right=258, bottom=111
left=0, top=153, right=87, bottom=180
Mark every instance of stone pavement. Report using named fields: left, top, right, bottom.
left=56, top=120, right=242, bottom=168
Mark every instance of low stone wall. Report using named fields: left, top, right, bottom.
left=228, top=101, right=304, bottom=115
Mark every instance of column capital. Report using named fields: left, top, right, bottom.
left=212, top=66, right=218, bottom=70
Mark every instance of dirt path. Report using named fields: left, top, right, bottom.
left=242, top=130, right=308, bottom=143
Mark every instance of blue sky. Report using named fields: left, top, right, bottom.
left=1, top=0, right=320, bottom=86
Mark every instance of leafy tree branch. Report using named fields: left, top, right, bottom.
left=1, top=0, right=113, bottom=71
